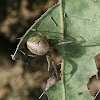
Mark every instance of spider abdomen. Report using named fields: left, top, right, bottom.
left=27, top=36, right=49, bottom=55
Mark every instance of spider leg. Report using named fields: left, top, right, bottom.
left=25, top=58, right=34, bottom=74
left=57, top=35, right=86, bottom=45
left=30, top=29, right=44, bottom=37
left=46, top=55, right=58, bottom=80
left=46, top=55, right=51, bottom=71
left=28, top=54, right=36, bottom=57
left=51, top=61, right=58, bottom=81
left=18, top=49, right=25, bottom=55
left=57, top=41, right=73, bottom=45
left=75, top=35, right=86, bottom=44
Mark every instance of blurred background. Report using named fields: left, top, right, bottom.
left=0, top=0, right=59, bottom=100
left=0, top=0, right=100, bottom=100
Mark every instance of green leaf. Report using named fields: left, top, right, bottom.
left=46, top=0, right=100, bottom=100
left=12, top=0, right=100, bottom=100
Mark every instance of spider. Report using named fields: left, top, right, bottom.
left=26, top=35, right=63, bottom=80
left=26, top=30, right=86, bottom=78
